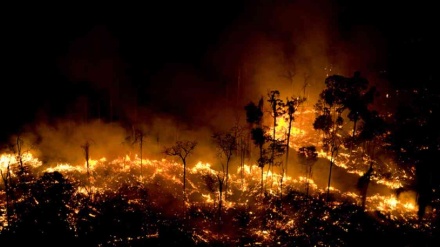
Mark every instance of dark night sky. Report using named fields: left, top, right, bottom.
left=1, top=0, right=438, bottom=143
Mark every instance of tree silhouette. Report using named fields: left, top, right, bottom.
left=81, top=140, right=91, bottom=183
left=314, top=75, right=346, bottom=201
left=356, top=110, right=387, bottom=211
left=284, top=96, right=306, bottom=175
left=165, top=140, right=197, bottom=202
left=212, top=130, right=237, bottom=204
left=133, top=129, right=146, bottom=179
left=267, top=90, right=285, bottom=170
left=245, top=98, right=269, bottom=194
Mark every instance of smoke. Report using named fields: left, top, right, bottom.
left=203, top=0, right=388, bottom=112
left=4, top=0, right=389, bottom=182
left=16, top=120, right=128, bottom=166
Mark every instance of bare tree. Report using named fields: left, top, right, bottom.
left=81, top=141, right=91, bottom=181
left=165, top=140, right=197, bottom=200
left=9, top=135, right=33, bottom=180
left=133, top=129, right=146, bottom=178
left=212, top=130, right=237, bottom=202
left=13, top=136, right=25, bottom=173
left=81, top=140, right=95, bottom=199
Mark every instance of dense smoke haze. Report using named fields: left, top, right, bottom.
left=2, top=0, right=408, bottom=142
left=1, top=0, right=437, bottom=187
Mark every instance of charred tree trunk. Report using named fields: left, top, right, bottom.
left=183, top=159, right=187, bottom=199
left=326, top=147, right=337, bottom=202
left=217, top=177, right=224, bottom=223
left=139, top=134, right=143, bottom=178
left=16, top=136, right=24, bottom=173
left=285, top=117, right=293, bottom=175
left=240, top=137, right=246, bottom=190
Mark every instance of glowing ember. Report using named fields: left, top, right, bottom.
left=0, top=108, right=429, bottom=244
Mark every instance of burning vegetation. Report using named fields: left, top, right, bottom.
left=1, top=72, right=439, bottom=246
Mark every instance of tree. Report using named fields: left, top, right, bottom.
left=314, top=75, right=347, bottom=201
left=7, top=135, right=34, bottom=207
left=284, top=96, right=306, bottom=175
left=212, top=130, right=237, bottom=203
left=9, top=136, right=32, bottom=178
left=356, top=110, right=387, bottom=211
left=81, top=141, right=91, bottom=183
left=297, top=146, right=318, bottom=197
left=251, top=127, right=270, bottom=195
left=267, top=90, right=285, bottom=168
left=133, top=129, right=146, bottom=179
left=244, top=98, right=264, bottom=126
left=245, top=98, right=269, bottom=194
left=344, top=72, right=370, bottom=137
left=165, top=140, right=197, bottom=201
left=320, top=72, right=377, bottom=150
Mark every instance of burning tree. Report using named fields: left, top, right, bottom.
left=164, top=140, right=197, bottom=201
left=265, top=90, right=288, bottom=197
left=9, top=136, right=31, bottom=177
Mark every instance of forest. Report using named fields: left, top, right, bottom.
left=1, top=72, right=439, bottom=246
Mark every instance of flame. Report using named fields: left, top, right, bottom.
left=275, top=116, right=306, bottom=139
left=1, top=152, right=419, bottom=216
left=0, top=149, right=427, bottom=245
left=0, top=109, right=426, bottom=243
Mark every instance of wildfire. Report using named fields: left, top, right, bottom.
left=1, top=151, right=420, bottom=216
left=0, top=109, right=429, bottom=244
left=275, top=116, right=306, bottom=138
